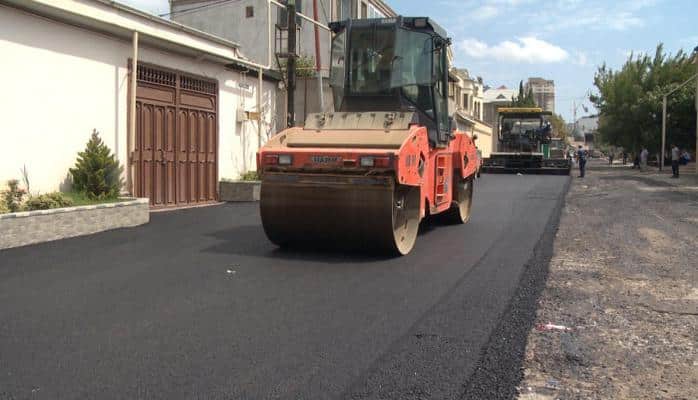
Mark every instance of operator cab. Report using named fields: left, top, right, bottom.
left=328, top=17, right=452, bottom=147
left=497, top=108, right=552, bottom=153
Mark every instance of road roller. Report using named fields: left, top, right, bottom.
left=257, top=16, right=479, bottom=255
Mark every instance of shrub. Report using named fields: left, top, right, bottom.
left=69, top=129, right=123, bottom=199
left=1, top=179, right=26, bottom=213
left=24, top=192, right=73, bottom=211
left=238, top=171, right=260, bottom=181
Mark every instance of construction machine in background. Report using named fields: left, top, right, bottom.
left=257, top=17, right=479, bottom=255
left=482, top=107, right=571, bottom=175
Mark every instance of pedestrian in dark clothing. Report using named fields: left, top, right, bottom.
left=622, top=152, right=628, bottom=165
left=633, top=153, right=640, bottom=169
left=671, top=144, right=680, bottom=178
left=577, top=145, right=587, bottom=178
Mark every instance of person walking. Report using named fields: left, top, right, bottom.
left=640, top=147, right=648, bottom=171
left=622, top=151, right=628, bottom=165
left=671, top=144, right=680, bottom=178
left=577, top=145, right=587, bottom=178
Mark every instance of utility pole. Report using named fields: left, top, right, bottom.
left=572, top=100, right=577, bottom=140
left=286, top=0, right=297, bottom=128
left=661, top=96, right=666, bottom=171
left=312, top=0, right=324, bottom=112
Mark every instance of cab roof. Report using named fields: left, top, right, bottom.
left=329, top=16, right=449, bottom=41
left=498, top=107, right=552, bottom=116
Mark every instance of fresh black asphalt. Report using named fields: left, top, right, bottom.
left=0, top=175, right=569, bottom=400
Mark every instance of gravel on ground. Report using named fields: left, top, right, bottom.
left=518, top=160, right=698, bottom=400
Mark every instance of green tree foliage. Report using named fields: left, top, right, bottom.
left=278, top=55, right=317, bottom=78
left=548, top=114, right=569, bottom=140
left=591, top=44, right=696, bottom=153
left=69, top=130, right=123, bottom=199
left=511, top=80, right=537, bottom=107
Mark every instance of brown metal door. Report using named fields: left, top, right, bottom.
left=132, top=64, right=217, bottom=207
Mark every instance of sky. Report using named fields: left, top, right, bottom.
left=123, top=0, right=698, bottom=122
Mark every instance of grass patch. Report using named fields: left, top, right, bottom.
left=62, top=191, right=121, bottom=207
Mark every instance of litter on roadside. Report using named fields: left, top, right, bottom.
left=535, top=322, right=573, bottom=332
left=545, top=378, right=561, bottom=390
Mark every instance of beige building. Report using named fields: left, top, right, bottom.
left=449, top=69, right=494, bottom=157
left=525, top=77, right=555, bottom=112
left=0, top=0, right=283, bottom=207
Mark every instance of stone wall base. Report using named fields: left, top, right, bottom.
left=0, top=198, right=149, bottom=250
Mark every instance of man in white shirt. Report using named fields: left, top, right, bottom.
left=640, top=148, right=649, bottom=171
left=671, top=144, right=680, bottom=178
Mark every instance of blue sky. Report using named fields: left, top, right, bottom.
left=123, top=0, right=697, bottom=121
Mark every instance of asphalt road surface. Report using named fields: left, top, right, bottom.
left=0, top=175, right=568, bottom=400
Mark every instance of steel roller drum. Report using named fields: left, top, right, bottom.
left=260, top=173, right=421, bottom=255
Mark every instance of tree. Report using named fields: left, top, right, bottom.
left=548, top=114, right=569, bottom=140
left=591, top=44, right=696, bottom=153
left=69, top=130, right=123, bottom=199
left=511, top=80, right=537, bottom=107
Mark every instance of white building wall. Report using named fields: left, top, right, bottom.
left=0, top=5, right=277, bottom=194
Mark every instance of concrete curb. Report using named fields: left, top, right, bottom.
left=0, top=198, right=150, bottom=250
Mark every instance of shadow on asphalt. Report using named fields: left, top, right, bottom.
left=201, top=214, right=455, bottom=263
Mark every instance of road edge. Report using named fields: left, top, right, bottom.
left=460, top=176, right=571, bottom=400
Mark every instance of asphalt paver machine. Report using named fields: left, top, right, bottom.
left=482, top=107, right=571, bottom=175
left=257, top=17, right=479, bottom=255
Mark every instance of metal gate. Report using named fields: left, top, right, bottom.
left=132, top=64, right=218, bottom=207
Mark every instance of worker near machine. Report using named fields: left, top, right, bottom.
left=671, top=144, right=680, bottom=178
left=576, top=145, right=587, bottom=178
left=640, top=147, right=649, bottom=171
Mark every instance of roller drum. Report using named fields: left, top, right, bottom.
left=260, top=173, right=420, bottom=255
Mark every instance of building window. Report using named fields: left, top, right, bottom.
left=361, top=2, right=367, bottom=18
left=463, top=93, right=469, bottom=109
left=246, top=6, right=254, bottom=18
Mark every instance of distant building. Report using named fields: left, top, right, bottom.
left=482, top=85, right=515, bottom=127
left=482, top=86, right=515, bottom=153
left=569, top=115, right=598, bottom=150
left=449, top=69, right=493, bottom=157
left=524, top=77, right=555, bottom=112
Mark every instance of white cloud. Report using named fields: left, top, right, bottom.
left=521, top=0, right=652, bottom=33
left=472, top=5, right=500, bottom=20
left=458, top=37, right=569, bottom=63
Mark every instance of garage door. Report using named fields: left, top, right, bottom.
left=132, top=64, right=218, bottom=207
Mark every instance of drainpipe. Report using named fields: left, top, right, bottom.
left=313, top=0, right=324, bottom=112
left=129, top=31, right=139, bottom=195
left=258, top=67, right=263, bottom=149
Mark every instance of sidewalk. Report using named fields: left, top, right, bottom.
left=518, top=162, right=698, bottom=399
